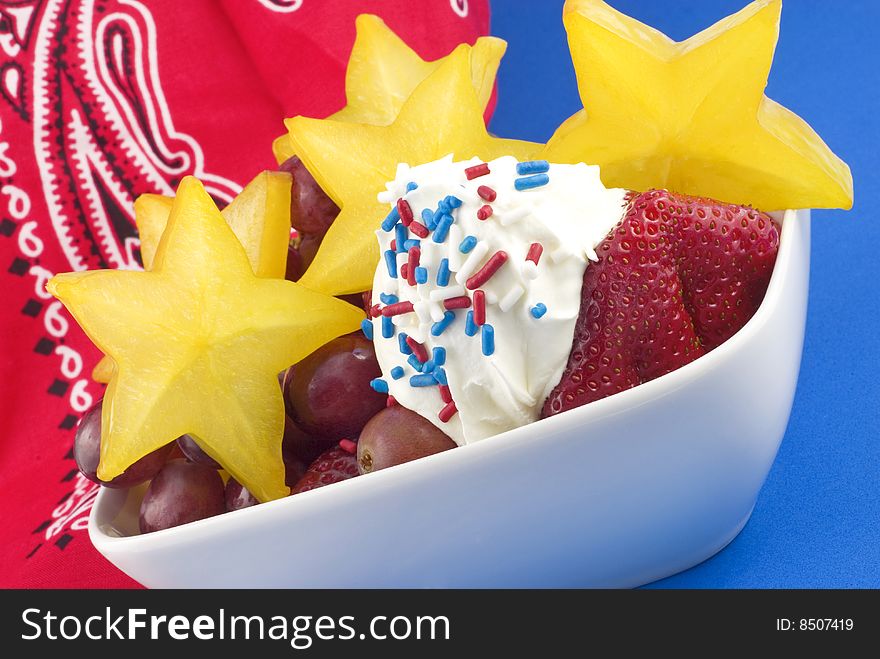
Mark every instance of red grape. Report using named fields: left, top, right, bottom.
left=225, top=477, right=260, bottom=511
left=177, top=433, right=221, bottom=469
left=278, top=156, right=339, bottom=236
left=285, top=244, right=303, bottom=282
left=74, top=399, right=171, bottom=488
left=282, top=413, right=333, bottom=468
left=357, top=406, right=457, bottom=474
left=139, top=459, right=225, bottom=533
left=283, top=334, right=386, bottom=440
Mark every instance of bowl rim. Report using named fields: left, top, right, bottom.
left=91, top=209, right=805, bottom=547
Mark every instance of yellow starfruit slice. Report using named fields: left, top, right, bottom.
left=286, top=46, right=541, bottom=296
left=92, top=171, right=292, bottom=383
left=51, top=177, right=363, bottom=502
left=272, top=14, right=506, bottom=163
left=543, top=0, right=853, bottom=211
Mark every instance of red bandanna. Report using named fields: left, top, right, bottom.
left=0, top=0, right=489, bottom=588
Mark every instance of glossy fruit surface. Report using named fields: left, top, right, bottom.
left=49, top=177, right=364, bottom=501
left=139, top=459, right=226, bottom=533
left=286, top=47, right=539, bottom=296
left=225, top=478, right=261, bottom=511
left=543, top=0, right=852, bottom=210
left=290, top=446, right=359, bottom=494
left=284, top=334, right=386, bottom=440
left=543, top=189, right=779, bottom=416
left=74, top=399, right=171, bottom=488
left=357, top=406, right=457, bottom=474
left=177, top=434, right=221, bottom=470
left=272, top=14, right=506, bottom=163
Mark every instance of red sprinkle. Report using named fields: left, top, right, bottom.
left=407, top=247, right=420, bottom=286
left=438, top=401, right=458, bottom=423
left=409, top=221, right=429, bottom=238
left=439, top=385, right=453, bottom=404
left=338, top=439, right=357, bottom=455
left=400, top=263, right=409, bottom=281
left=370, top=304, right=382, bottom=318
left=473, top=290, right=486, bottom=326
left=477, top=185, right=497, bottom=202
left=397, top=198, right=414, bottom=226
left=381, top=301, right=415, bottom=317
left=386, top=395, right=398, bottom=408
left=466, top=250, right=508, bottom=290
left=526, top=242, right=544, bottom=264
left=443, top=296, right=472, bottom=310
left=390, top=239, right=397, bottom=251
left=406, top=336, right=430, bottom=363
left=464, top=163, right=490, bottom=180
left=476, top=205, right=493, bottom=221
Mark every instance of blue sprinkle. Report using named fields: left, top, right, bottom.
left=432, top=346, right=447, bottom=366
left=431, top=311, right=455, bottom=336
left=384, top=250, right=397, bottom=278
left=530, top=303, right=548, bottom=319
left=403, top=239, right=421, bottom=251
left=360, top=318, right=373, bottom=340
left=370, top=378, right=389, bottom=394
left=408, top=354, right=424, bottom=372
left=379, top=293, right=398, bottom=305
left=436, top=258, right=451, bottom=286
left=421, top=208, right=436, bottom=230
left=516, top=160, right=550, bottom=175
left=514, top=173, right=550, bottom=191
left=395, top=224, right=407, bottom=253
left=465, top=310, right=478, bottom=337
left=406, top=181, right=419, bottom=192
left=410, top=373, right=438, bottom=387
left=398, top=333, right=412, bottom=355
left=414, top=266, right=428, bottom=284
left=438, top=199, right=450, bottom=213
left=481, top=324, right=495, bottom=356
left=423, top=359, right=435, bottom=373
left=444, top=195, right=462, bottom=209
left=390, top=366, right=405, bottom=380
left=433, top=213, right=454, bottom=243
left=433, top=367, right=448, bottom=386
left=381, top=316, right=394, bottom=339
left=459, top=235, right=478, bottom=253
left=381, top=206, right=400, bottom=232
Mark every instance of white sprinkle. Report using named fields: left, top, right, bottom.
left=455, top=241, right=489, bottom=284
left=499, top=207, right=530, bottom=227
left=414, top=301, right=431, bottom=324
left=429, top=301, right=445, bottom=322
left=430, top=284, right=465, bottom=301
left=499, top=285, right=525, bottom=312
left=377, top=190, right=393, bottom=204
left=521, top=260, right=540, bottom=280
left=408, top=325, right=426, bottom=343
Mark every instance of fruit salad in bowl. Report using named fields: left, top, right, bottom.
left=49, top=1, right=851, bottom=587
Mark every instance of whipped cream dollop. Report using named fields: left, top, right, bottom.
left=370, top=155, right=627, bottom=445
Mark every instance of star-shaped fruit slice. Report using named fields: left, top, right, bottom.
left=273, top=14, right=506, bottom=163
left=50, top=177, right=363, bottom=501
left=543, top=0, right=853, bottom=210
left=91, top=170, right=293, bottom=383
left=286, top=46, right=541, bottom=296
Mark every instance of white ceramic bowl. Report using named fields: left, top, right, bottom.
left=90, top=210, right=809, bottom=587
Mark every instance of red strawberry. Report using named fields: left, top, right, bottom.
left=290, top=446, right=360, bottom=494
left=542, top=190, right=779, bottom=417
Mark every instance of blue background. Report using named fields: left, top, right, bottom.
left=489, top=0, right=878, bottom=587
